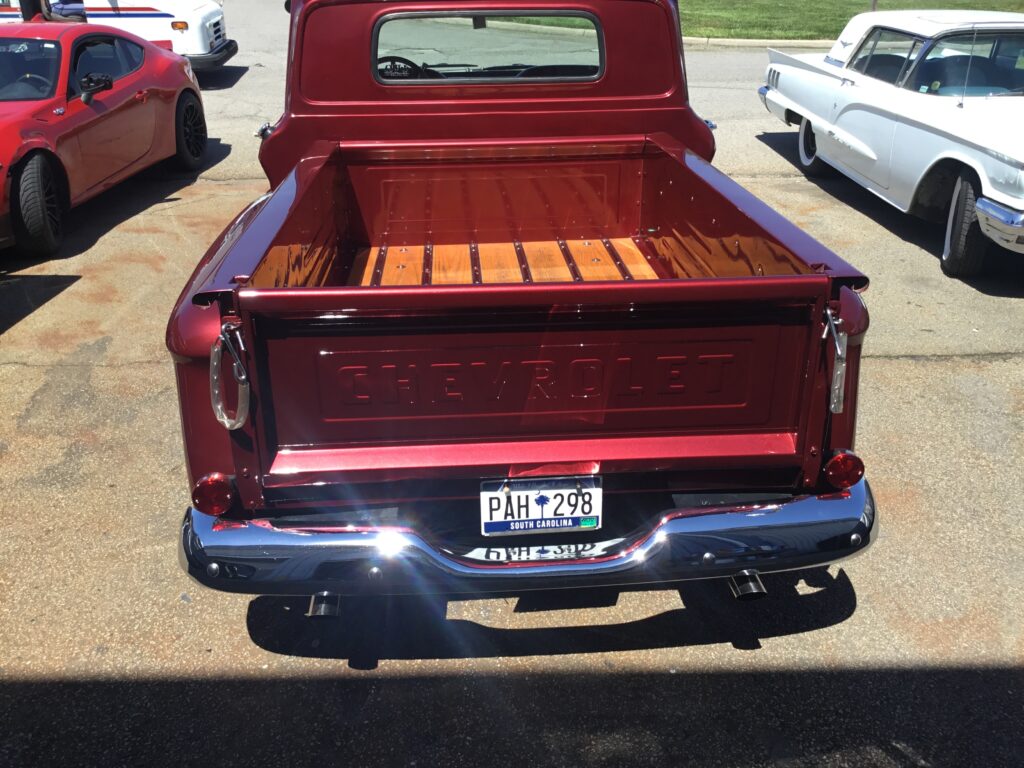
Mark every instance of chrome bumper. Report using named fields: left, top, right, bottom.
left=180, top=479, right=877, bottom=596
left=976, top=197, right=1024, bottom=254
left=758, top=84, right=770, bottom=108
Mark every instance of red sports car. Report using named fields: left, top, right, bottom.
left=0, top=19, right=207, bottom=254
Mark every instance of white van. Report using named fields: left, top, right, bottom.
left=0, top=0, right=237, bottom=70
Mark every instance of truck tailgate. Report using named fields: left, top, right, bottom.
left=227, top=277, right=831, bottom=507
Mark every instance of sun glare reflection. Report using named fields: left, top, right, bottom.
left=375, top=530, right=409, bottom=558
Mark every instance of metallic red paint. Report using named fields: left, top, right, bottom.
left=167, top=0, right=870, bottom=526
left=259, top=0, right=716, bottom=187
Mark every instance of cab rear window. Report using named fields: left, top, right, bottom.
left=373, top=12, right=604, bottom=84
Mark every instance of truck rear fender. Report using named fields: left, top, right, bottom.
left=166, top=154, right=331, bottom=487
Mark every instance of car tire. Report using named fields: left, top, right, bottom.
left=941, top=172, right=988, bottom=278
left=174, top=91, right=208, bottom=171
left=797, top=117, right=830, bottom=177
left=11, top=154, right=64, bottom=256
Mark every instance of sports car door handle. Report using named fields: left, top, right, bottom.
left=134, top=90, right=150, bottom=103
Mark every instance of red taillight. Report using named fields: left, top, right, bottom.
left=824, top=452, right=865, bottom=490
left=192, top=473, right=235, bottom=517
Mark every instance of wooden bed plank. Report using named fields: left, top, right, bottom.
left=610, top=238, right=658, bottom=280
left=567, top=239, right=623, bottom=281
left=432, top=244, right=473, bottom=285
left=379, top=245, right=424, bottom=286
left=478, top=242, right=523, bottom=284
left=522, top=240, right=573, bottom=282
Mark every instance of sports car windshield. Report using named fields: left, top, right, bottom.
left=0, top=38, right=62, bottom=102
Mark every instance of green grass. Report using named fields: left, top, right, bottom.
left=504, top=16, right=595, bottom=30
left=506, top=2, right=1024, bottom=41
left=681, top=0, right=1024, bottom=40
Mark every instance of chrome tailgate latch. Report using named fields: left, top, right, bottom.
left=824, top=309, right=847, bottom=414
left=210, top=322, right=250, bottom=430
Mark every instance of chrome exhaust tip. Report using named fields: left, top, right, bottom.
left=728, top=570, right=767, bottom=601
left=308, top=591, right=341, bottom=618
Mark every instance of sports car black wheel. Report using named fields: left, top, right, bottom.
left=12, top=153, right=64, bottom=256
left=174, top=91, right=208, bottom=171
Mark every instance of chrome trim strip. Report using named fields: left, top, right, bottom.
left=976, top=197, right=1024, bottom=254
left=180, top=479, right=877, bottom=595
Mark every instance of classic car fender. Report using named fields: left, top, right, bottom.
left=760, top=83, right=877, bottom=165
left=763, top=50, right=844, bottom=124
left=904, top=151, right=1023, bottom=218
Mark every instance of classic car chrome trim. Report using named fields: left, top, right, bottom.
left=976, top=197, right=1024, bottom=254
left=179, top=479, right=877, bottom=595
left=824, top=308, right=848, bottom=414
left=209, top=322, right=250, bottom=430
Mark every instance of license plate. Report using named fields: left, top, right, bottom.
left=480, top=476, right=602, bottom=537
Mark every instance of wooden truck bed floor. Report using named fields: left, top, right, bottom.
left=349, top=237, right=659, bottom=286
left=250, top=233, right=812, bottom=289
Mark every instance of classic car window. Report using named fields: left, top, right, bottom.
left=373, top=13, right=603, bottom=84
left=0, top=38, right=61, bottom=101
left=909, top=32, right=1024, bottom=96
left=849, top=28, right=923, bottom=85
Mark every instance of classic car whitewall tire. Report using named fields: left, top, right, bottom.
left=942, top=173, right=987, bottom=278
left=797, top=118, right=830, bottom=177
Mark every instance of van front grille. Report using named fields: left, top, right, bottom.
left=209, top=18, right=226, bottom=46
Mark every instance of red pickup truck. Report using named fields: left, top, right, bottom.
left=170, top=0, right=876, bottom=611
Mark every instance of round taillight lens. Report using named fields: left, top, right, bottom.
left=824, top=452, right=865, bottom=490
left=192, top=473, right=235, bottom=517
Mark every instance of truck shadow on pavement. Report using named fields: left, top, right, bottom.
left=2, top=665, right=1021, bottom=766
left=757, top=131, right=1024, bottom=298
left=246, top=568, right=856, bottom=669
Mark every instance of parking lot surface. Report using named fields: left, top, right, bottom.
left=1, top=3, right=1022, bottom=766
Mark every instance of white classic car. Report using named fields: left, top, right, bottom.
left=758, top=10, right=1024, bottom=277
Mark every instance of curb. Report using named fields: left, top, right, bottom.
left=683, top=36, right=833, bottom=49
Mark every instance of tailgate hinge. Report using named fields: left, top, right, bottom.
left=823, top=308, right=847, bottom=414
left=210, top=322, right=250, bottom=431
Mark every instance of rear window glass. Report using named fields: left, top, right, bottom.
left=850, top=28, right=923, bottom=85
left=374, top=13, right=604, bottom=84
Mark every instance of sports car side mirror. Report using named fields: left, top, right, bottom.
left=79, top=73, right=113, bottom=105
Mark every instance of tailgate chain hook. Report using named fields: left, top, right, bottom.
left=823, top=309, right=848, bottom=414
left=210, top=322, right=250, bottom=431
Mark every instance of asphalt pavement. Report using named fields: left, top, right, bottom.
left=1, top=2, right=1022, bottom=766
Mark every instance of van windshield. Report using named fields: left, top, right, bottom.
left=375, top=13, right=603, bottom=84
left=0, top=38, right=62, bottom=101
